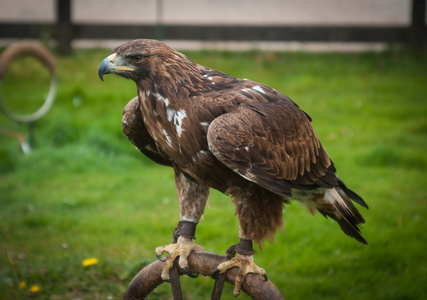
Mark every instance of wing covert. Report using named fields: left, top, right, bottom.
left=207, top=101, right=332, bottom=197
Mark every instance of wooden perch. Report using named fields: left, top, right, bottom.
left=123, top=251, right=284, bottom=300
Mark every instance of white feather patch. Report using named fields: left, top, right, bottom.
left=252, top=85, right=265, bottom=94
left=175, top=110, right=187, bottom=137
left=163, top=129, right=172, bottom=147
left=155, top=92, right=169, bottom=106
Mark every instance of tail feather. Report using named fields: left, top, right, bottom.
left=293, top=184, right=368, bottom=244
left=322, top=211, right=368, bottom=245
left=322, top=188, right=368, bottom=244
left=337, top=177, right=369, bottom=209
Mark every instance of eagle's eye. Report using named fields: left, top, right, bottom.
left=131, top=55, right=143, bottom=63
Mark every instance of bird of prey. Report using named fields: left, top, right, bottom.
left=98, top=39, right=368, bottom=297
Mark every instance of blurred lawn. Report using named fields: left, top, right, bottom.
left=0, top=46, right=426, bottom=299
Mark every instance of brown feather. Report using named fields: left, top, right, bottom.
left=122, top=97, right=172, bottom=166
left=104, top=39, right=368, bottom=245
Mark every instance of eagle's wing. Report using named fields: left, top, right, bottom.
left=122, top=97, right=172, bottom=167
left=207, top=99, right=333, bottom=197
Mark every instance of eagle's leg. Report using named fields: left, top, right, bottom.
left=212, top=232, right=267, bottom=297
left=155, top=222, right=205, bottom=280
left=155, top=170, right=208, bottom=281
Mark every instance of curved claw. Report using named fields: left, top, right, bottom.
left=182, top=267, right=199, bottom=278
left=211, top=268, right=220, bottom=279
left=263, top=274, right=268, bottom=282
left=156, top=253, right=167, bottom=262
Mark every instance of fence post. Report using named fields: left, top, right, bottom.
left=156, top=0, right=164, bottom=40
left=411, top=0, right=426, bottom=49
left=56, top=0, right=73, bottom=54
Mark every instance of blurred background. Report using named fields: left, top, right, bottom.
left=0, top=0, right=425, bottom=52
left=0, top=1, right=426, bottom=299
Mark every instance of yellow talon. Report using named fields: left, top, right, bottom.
left=215, top=254, right=266, bottom=297
left=155, top=236, right=204, bottom=281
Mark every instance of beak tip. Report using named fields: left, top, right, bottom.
left=98, top=56, right=113, bottom=82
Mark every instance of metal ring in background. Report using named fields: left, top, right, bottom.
left=0, top=41, right=57, bottom=123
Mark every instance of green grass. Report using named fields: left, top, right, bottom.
left=1, top=46, right=426, bottom=299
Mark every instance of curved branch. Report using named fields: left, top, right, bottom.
left=123, top=251, right=284, bottom=300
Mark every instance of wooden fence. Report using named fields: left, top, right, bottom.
left=0, top=0, right=425, bottom=53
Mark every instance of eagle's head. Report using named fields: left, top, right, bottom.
left=98, top=39, right=180, bottom=82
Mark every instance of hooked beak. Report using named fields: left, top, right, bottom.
left=98, top=53, right=134, bottom=81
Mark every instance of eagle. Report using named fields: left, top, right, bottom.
left=98, top=39, right=368, bottom=297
